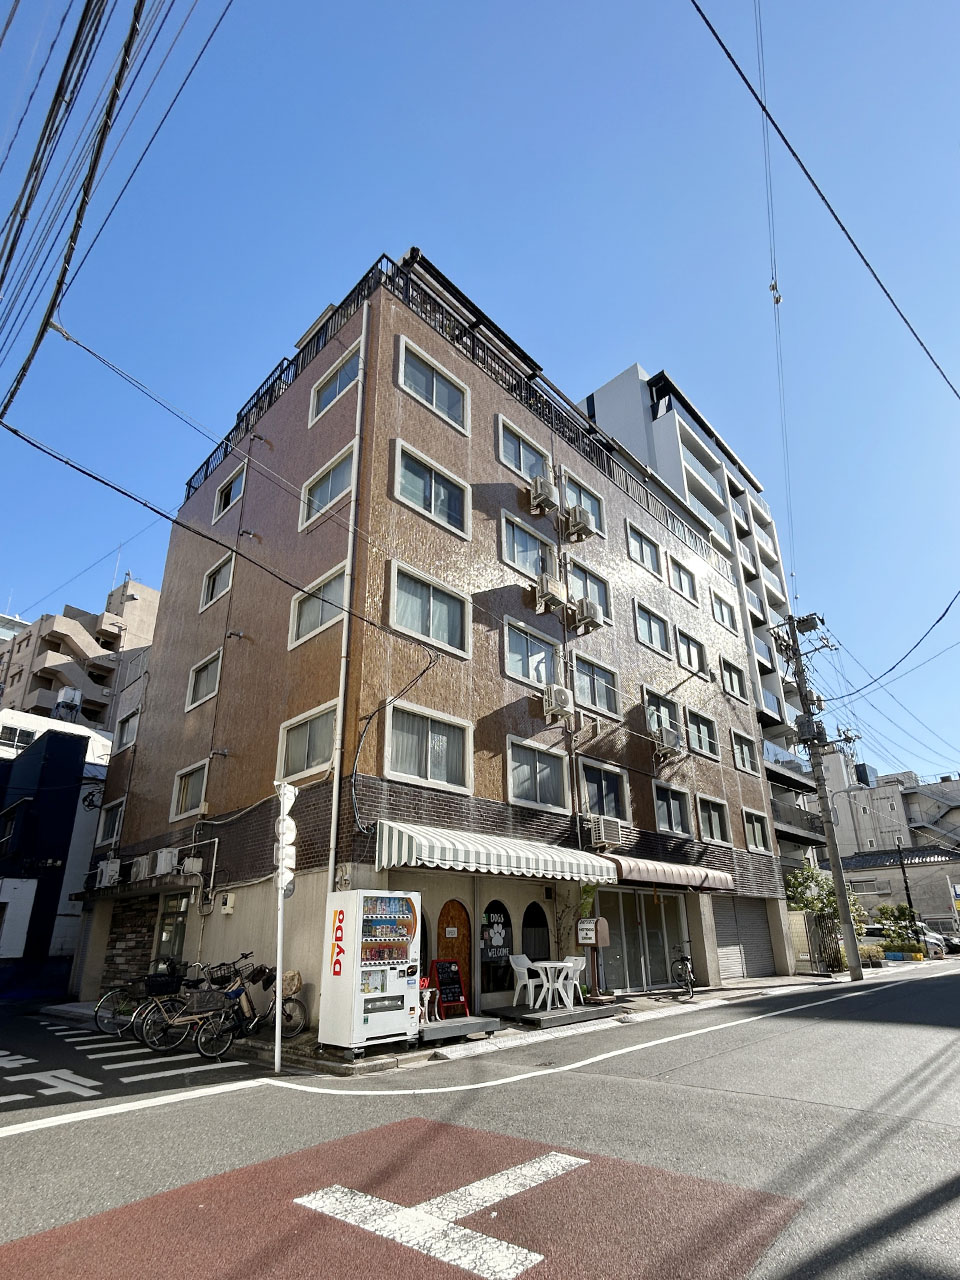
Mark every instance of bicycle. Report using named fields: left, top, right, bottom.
left=94, top=957, right=185, bottom=1036
left=195, top=965, right=307, bottom=1058
left=140, top=952, right=254, bottom=1052
left=670, top=944, right=695, bottom=1001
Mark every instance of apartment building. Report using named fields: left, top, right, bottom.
left=74, top=248, right=797, bottom=1012
left=0, top=578, right=159, bottom=735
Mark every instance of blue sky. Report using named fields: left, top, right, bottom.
left=0, top=0, right=958, bottom=777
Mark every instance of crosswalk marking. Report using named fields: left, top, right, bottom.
left=102, top=1054, right=201, bottom=1070
left=119, top=1062, right=249, bottom=1083
left=86, top=1047, right=151, bottom=1059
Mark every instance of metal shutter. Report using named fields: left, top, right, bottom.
left=713, top=897, right=744, bottom=980
left=735, top=898, right=776, bottom=977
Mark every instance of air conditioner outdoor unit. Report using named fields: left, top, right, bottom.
left=95, top=859, right=120, bottom=889
left=574, top=596, right=604, bottom=633
left=536, top=572, right=567, bottom=610
left=566, top=503, right=598, bottom=539
left=152, top=848, right=178, bottom=877
left=180, top=856, right=203, bottom=876
left=588, top=814, right=625, bottom=849
left=542, top=683, right=575, bottom=722
left=130, top=854, right=152, bottom=881
left=645, top=707, right=683, bottom=754
left=529, top=475, right=560, bottom=513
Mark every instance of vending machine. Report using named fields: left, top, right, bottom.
left=320, top=889, right=421, bottom=1054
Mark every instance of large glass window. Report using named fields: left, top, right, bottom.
left=302, top=451, right=353, bottom=526
left=281, top=707, right=335, bottom=780
left=509, top=740, right=566, bottom=810
left=574, top=656, right=619, bottom=716
left=655, top=785, right=691, bottom=835
left=313, top=349, right=360, bottom=418
left=292, top=571, right=345, bottom=643
left=500, top=420, right=547, bottom=481
left=582, top=763, right=625, bottom=819
left=505, top=622, right=556, bottom=687
left=397, top=448, right=466, bottom=534
left=402, top=346, right=465, bottom=429
left=636, top=603, right=670, bottom=653
left=390, top=707, right=467, bottom=789
left=395, top=569, right=466, bottom=653
left=503, top=516, right=552, bottom=578
left=568, top=562, right=611, bottom=620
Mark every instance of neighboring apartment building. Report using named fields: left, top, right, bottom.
left=74, top=248, right=798, bottom=1013
left=0, top=613, right=27, bottom=646
left=834, top=849, right=960, bottom=936
left=0, top=577, right=159, bottom=735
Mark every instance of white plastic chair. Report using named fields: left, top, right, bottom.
left=509, top=954, right=543, bottom=1007
left=560, top=955, right=586, bottom=1006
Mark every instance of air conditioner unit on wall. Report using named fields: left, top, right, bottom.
left=542, top=683, right=575, bottom=723
left=536, top=572, right=567, bottom=611
left=180, top=856, right=203, bottom=876
left=588, top=814, right=625, bottom=849
left=95, top=859, right=120, bottom=889
left=152, top=848, right=178, bottom=877
left=566, top=504, right=598, bottom=540
left=573, top=596, right=604, bottom=633
left=130, top=854, right=152, bottom=881
left=529, top=475, right=560, bottom=513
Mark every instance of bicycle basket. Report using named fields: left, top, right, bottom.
left=144, top=972, right=182, bottom=996
left=207, top=963, right=237, bottom=988
left=247, top=964, right=269, bottom=986
left=281, top=969, right=303, bottom=997
left=183, top=989, right=231, bottom=1015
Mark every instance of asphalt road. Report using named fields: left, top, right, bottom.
left=2, top=964, right=960, bottom=1279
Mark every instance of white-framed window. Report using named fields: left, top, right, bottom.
left=213, top=462, right=245, bottom=522
left=574, top=653, right=620, bottom=718
left=399, top=336, right=469, bottom=434
left=563, top=471, right=605, bottom=534
left=711, top=592, right=738, bottom=632
left=393, top=440, right=470, bottom=539
left=506, top=735, right=569, bottom=814
left=568, top=560, right=611, bottom=622
left=309, top=342, right=361, bottom=423
left=504, top=617, right=558, bottom=689
left=289, top=565, right=346, bottom=648
left=185, top=650, right=222, bottom=712
left=501, top=512, right=555, bottom=580
left=170, top=759, right=209, bottom=821
left=655, top=784, right=692, bottom=835
left=390, top=561, right=470, bottom=658
left=115, top=709, right=138, bottom=752
left=744, top=809, right=772, bottom=852
left=299, top=445, right=354, bottom=531
left=579, top=758, right=629, bottom=820
left=687, top=710, right=719, bottom=758
left=277, top=701, right=337, bottom=784
left=635, top=601, right=671, bottom=655
left=497, top=415, right=548, bottom=482
left=676, top=629, right=707, bottom=676
left=720, top=658, right=748, bottom=701
left=732, top=731, right=760, bottom=774
left=96, top=799, right=124, bottom=846
left=646, top=691, right=681, bottom=734
left=668, top=556, right=697, bottom=603
left=626, top=522, right=662, bottom=576
left=199, top=553, right=234, bottom=612
left=698, top=795, right=731, bottom=844
left=385, top=701, right=472, bottom=794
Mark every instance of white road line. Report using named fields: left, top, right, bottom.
left=118, top=1062, right=249, bottom=1083
left=61, top=1035, right=112, bottom=1044
left=85, top=1047, right=153, bottom=1059
left=44, top=1025, right=69, bottom=1031
left=0, top=1079, right=264, bottom=1137
left=0, top=1095, right=31, bottom=1105
left=417, top=1152, right=588, bottom=1220
left=102, top=1054, right=200, bottom=1070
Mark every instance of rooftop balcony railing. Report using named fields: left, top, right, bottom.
left=687, top=493, right=731, bottom=546
left=681, top=445, right=724, bottom=500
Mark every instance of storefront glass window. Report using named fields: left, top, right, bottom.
left=480, top=900, right=513, bottom=995
left=157, top=893, right=189, bottom=962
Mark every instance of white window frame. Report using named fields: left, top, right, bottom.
left=496, top=414, right=549, bottom=483
left=561, top=467, right=606, bottom=536
left=170, top=758, right=209, bottom=822
left=667, top=555, right=698, bottom=605
left=731, top=730, right=760, bottom=775
left=288, top=562, right=347, bottom=650
left=711, top=591, right=738, bottom=633
left=567, top=558, right=613, bottom=624
left=392, top=438, right=472, bottom=541
left=653, top=781, right=693, bottom=836
left=384, top=699, right=473, bottom=795
left=505, top=734, right=571, bottom=815
left=389, top=559, right=472, bottom=659
left=398, top=335, right=471, bottom=436
left=572, top=649, right=622, bottom=720
left=199, top=552, right=234, bottom=613
left=96, top=798, right=125, bottom=847
left=502, top=615, right=559, bottom=692
left=644, top=688, right=682, bottom=735
left=686, top=709, right=720, bottom=760
left=299, top=442, right=355, bottom=532
left=720, top=657, right=748, bottom=702
left=625, top=520, right=662, bottom=577
left=743, top=808, right=773, bottom=853
left=578, top=756, right=630, bottom=821
left=114, top=709, right=139, bottom=753
left=500, top=511, right=556, bottom=582
left=276, top=699, right=338, bottom=785
left=634, top=599, right=672, bottom=657
left=697, top=793, right=732, bottom=845
left=675, top=628, right=707, bottom=677
left=184, top=649, right=222, bottom=712
left=308, top=340, right=361, bottom=426
left=212, top=461, right=246, bottom=524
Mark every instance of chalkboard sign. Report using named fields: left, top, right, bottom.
left=430, top=959, right=470, bottom=1019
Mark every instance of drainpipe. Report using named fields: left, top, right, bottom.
left=326, top=300, right=371, bottom=904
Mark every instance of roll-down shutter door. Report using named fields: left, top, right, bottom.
left=713, top=897, right=744, bottom=980
left=713, top=897, right=776, bottom=980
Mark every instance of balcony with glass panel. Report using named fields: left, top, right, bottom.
left=759, top=686, right=784, bottom=723
left=745, top=586, right=765, bottom=620
left=730, top=496, right=750, bottom=529
left=762, top=565, right=786, bottom=601
left=687, top=493, right=731, bottom=547
left=681, top=444, right=724, bottom=505
left=754, top=636, right=775, bottom=670
left=763, top=739, right=817, bottom=792
left=749, top=488, right=772, bottom=518
left=739, top=543, right=758, bottom=576
left=754, top=524, right=777, bottom=560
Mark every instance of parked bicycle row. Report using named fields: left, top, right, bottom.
left=93, top=953, right=307, bottom=1058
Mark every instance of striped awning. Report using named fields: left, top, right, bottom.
left=376, top=821, right=617, bottom=884
left=599, top=854, right=734, bottom=893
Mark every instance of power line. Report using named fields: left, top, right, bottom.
left=688, top=0, right=960, bottom=405
left=0, top=0, right=75, bottom=187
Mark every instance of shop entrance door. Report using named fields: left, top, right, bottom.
left=437, top=899, right=471, bottom=1011
left=480, top=899, right=513, bottom=1003
left=595, top=889, right=689, bottom=991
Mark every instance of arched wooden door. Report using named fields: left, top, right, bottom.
left=437, top=899, right=471, bottom=1011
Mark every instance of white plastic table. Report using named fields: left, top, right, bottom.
left=532, top=961, right=574, bottom=1011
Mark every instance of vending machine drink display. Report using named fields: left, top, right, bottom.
left=320, top=889, right=421, bottom=1054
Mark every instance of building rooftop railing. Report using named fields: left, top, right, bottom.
left=184, top=254, right=736, bottom=583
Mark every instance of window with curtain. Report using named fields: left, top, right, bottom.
left=676, top=631, right=706, bottom=675
left=627, top=525, right=661, bottom=575
left=302, top=452, right=353, bottom=525
left=501, top=422, right=547, bottom=480
left=187, top=652, right=221, bottom=708
left=698, top=798, right=730, bottom=843
left=313, top=349, right=360, bottom=417
left=173, top=764, right=206, bottom=816
left=391, top=708, right=467, bottom=788
left=282, top=707, right=335, bottom=779
left=505, top=623, right=555, bottom=686
left=655, top=786, right=691, bottom=835
left=582, top=764, right=625, bottom=819
left=568, top=562, right=610, bottom=619
left=563, top=476, right=604, bottom=532
left=503, top=517, right=551, bottom=578
left=721, top=659, right=747, bottom=700
left=732, top=733, right=759, bottom=773
left=744, top=811, right=771, bottom=851
left=395, top=570, right=466, bottom=653
left=398, top=449, right=466, bottom=533
left=668, top=558, right=697, bottom=601
left=574, top=656, right=619, bottom=715
left=201, top=555, right=233, bottom=607
left=636, top=603, right=670, bottom=653
left=402, top=347, right=465, bottom=428
left=646, top=692, right=680, bottom=734
left=509, top=741, right=565, bottom=810
left=293, top=572, right=345, bottom=642
left=687, top=711, right=718, bottom=757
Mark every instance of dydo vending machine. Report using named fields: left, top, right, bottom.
left=320, top=888, right=421, bottom=1055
